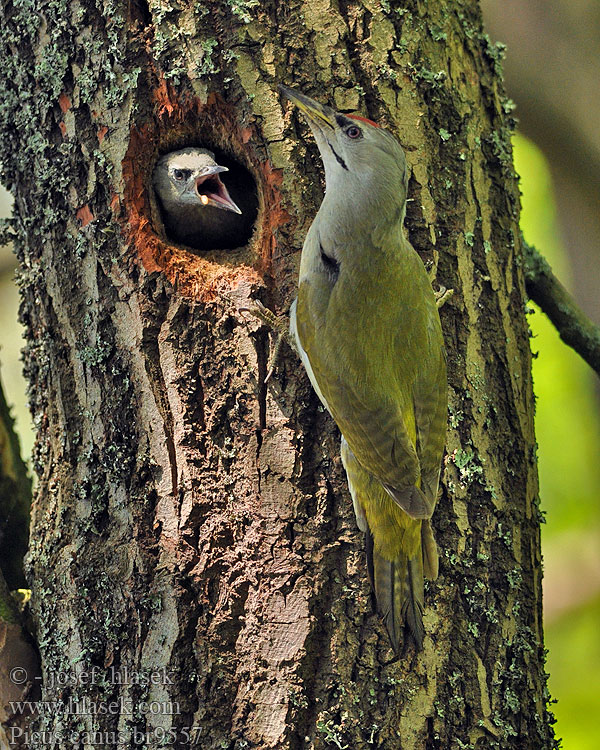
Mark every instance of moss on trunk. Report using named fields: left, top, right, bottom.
left=0, top=0, right=558, bottom=747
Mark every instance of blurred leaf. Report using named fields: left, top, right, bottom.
left=516, top=133, right=600, bottom=533
left=515, top=132, right=600, bottom=750
left=0, top=270, right=33, bottom=460
left=545, top=596, right=600, bottom=750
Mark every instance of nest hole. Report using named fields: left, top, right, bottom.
left=153, top=143, right=259, bottom=253
left=123, top=92, right=277, bottom=298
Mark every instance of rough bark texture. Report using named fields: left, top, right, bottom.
left=0, top=0, right=558, bottom=748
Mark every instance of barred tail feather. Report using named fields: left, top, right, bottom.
left=404, top=556, right=425, bottom=649
left=367, top=530, right=425, bottom=652
left=421, top=519, right=439, bottom=580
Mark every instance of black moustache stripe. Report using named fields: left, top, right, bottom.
left=328, top=142, right=348, bottom=171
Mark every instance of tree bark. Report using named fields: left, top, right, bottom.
left=0, top=0, right=558, bottom=748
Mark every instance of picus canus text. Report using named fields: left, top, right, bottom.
left=282, top=86, right=447, bottom=652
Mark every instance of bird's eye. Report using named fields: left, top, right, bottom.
left=345, top=125, right=362, bottom=139
left=173, top=169, right=186, bottom=181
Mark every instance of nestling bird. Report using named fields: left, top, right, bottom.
left=280, top=86, right=447, bottom=652
left=153, top=147, right=255, bottom=250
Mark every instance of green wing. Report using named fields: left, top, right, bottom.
left=296, top=236, right=445, bottom=517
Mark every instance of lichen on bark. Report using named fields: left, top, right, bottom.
left=0, top=0, right=558, bottom=747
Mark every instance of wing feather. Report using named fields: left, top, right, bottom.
left=296, top=232, right=445, bottom=515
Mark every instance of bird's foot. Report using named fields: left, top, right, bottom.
left=240, top=300, right=293, bottom=382
left=434, top=285, right=454, bottom=309
left=427, top=260, right=454, bottom=309
left=240, top=300, right=284, bottom=331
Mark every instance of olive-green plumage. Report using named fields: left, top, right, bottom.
left=282, top=86, right=447, bottom=651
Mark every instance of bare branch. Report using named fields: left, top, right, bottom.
left=523, top=240, right=600, bottom=377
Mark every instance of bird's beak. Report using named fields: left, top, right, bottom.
left=195, top=169, right=242, bottom=214
left=279, top=85, right=336, bottom=131
left=199, top=164, right=228, bottom=177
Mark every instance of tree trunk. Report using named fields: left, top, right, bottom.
left=0, top=0, right=558, bottom=748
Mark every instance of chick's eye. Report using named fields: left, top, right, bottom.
left=173, top=169, right=186, bottom=181
left=345, top=125, right=362, bottom=139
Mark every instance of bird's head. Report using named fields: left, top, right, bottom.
left=280, top=86, right=408, bottom=218
left=153, top=147, right=242, bottom=214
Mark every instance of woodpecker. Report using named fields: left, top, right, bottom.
left=153, top=147, right=252, bottom=250
left=280, top=86, right=447, bottom=652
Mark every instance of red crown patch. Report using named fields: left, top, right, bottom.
left=347, top=113, right=380, bottom=128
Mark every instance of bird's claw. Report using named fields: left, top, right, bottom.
left=427, top=261, right=454, bottom=309
left=239, top=300, right=292, bottom=381
left=434, top=286, right=454, bottom=309
left=239, top=300, right=285, bottom=333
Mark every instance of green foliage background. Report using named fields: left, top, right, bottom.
left=0, top=134, right=599, bottom=747
left=515, top=133, right=600, bottom=750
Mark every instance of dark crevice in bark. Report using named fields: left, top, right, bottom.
left=405, top=173, right=437, bottom=266
left=255, top=328, right=269, bottom=431
left=337, top=0, right=380, bottom=120
left=426, top=714, right=439, bottom=749
left=129, top=0, right=151, bottom=28
left=140, top=291, right=179, bottom=496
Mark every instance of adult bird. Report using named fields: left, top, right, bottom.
left=281, top=86, right=447, bottom=652
left=153, top=147, right=255, bottom=250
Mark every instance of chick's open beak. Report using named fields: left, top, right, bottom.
left=279, top=85, right=336, bottom=131
left=195, top=165, right=242, bottom=214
